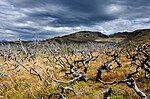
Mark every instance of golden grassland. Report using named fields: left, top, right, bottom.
left=95, top=38, right=125, bottom=43
left=0, top=52, right=150, bottom=99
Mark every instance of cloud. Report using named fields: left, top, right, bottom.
left=0, top=0, right=150, bottom=41
left=134, top=18, right=150, bottom=24
left=105, top=4, right=126, bottom=15
left=96, top=18, right=150, bottom=35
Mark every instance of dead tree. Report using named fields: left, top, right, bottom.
left=110, top=51, right=122, bottom=68
left=104, top=88, right=114, bottom=99
left=126, top=49, right=138, bottom=66
left=19, top=39, right=36, bottom=62
left=63, top=55, right=74, bottom=75
left=46, top=69, right=88, bottom=84
left=127, top=44, right=150, bottom=78
left=74, top=51, right=100, bottom=74
left=48, top=86, right=76, bottom=99
left=103, top=61, right=112, bottom=72
left=29, top=67, right=42, bottom=81
left=12, top=59, right=43, bottom=80
left=96, top=67, right=103, bottom=82
left=96, top=61, right=112, bottom=82
left=98, top=69, right=148, bottom=99
left=97, top=44, right=149, bottom=98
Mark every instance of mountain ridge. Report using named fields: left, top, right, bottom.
left=46, top=28, right=150, bottom=44
left=124, top=29, right=150, bottom=44
left=44, top=31, right=108, bottom=43
left=1, top=28, right=149, bottom=44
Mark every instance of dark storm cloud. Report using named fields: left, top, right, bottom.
left=0, top=0, right=150, bottom=41
left=7, top=0, right=120, bottom=27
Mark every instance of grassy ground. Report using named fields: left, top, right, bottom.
left=95, top=38, right=125, bottom=43
left=0, top=51, right=149, bottom=99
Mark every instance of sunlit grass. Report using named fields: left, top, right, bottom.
left=0, top=51, right=149, bottom=99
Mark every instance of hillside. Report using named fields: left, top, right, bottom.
left=44, top=31, right=108, bottom=43
left=109, top=32, right=129, bottom=38
left=1, top=29, right=149, bottom=44
left=43, top=29, right=150, bottom=44
left=123, top=29, right=150, bottom=45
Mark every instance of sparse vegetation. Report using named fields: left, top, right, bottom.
left=0, top=29, right=150, bottom=99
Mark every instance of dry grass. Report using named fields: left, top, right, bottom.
left=0, top=51, right=150, bottom=99
left=95, top=38, right=125, bottom=43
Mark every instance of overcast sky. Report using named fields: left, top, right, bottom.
left=0, top=0, right=150, bottom=41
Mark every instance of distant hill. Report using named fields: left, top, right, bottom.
left=109, top=32, right=130, bottom=38
left=44, top=29, right=150, bottom=44
left=63, top=31, right=108, bottom=38
left=123, top=29, right=150, bottom=45
left=44, top=31, right=108, bottom=43
left=2, top=29, right=149, bottom=44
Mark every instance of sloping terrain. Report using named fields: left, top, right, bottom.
left=124, top=29, right=150, bottom=44
left=101, top=29, right=150, bottom=44
left=1, top=29, right=149, bottom=44
left=44, top=31, right=108, bottom=43
left=109, top=32, right=129, bottom=38
left=44, top=29, right=150, bottom=44
left=0, top=29, right=150, bottom=99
